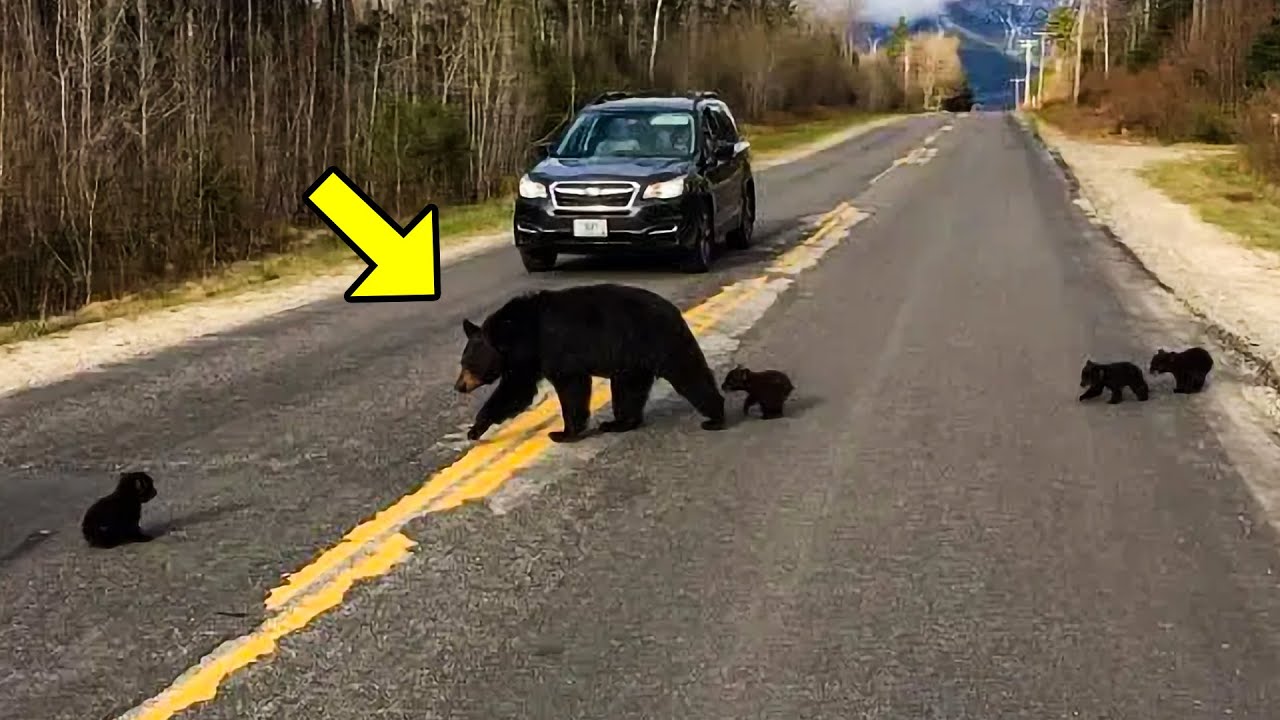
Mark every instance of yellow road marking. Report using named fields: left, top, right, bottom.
left=264, top=209, right=837, bottom=613
left=431, top=282, right=772, bottom=508
left=768, top=203, right=859, bottom=274
left=121, top=200, right=857, bottom=720
left=130, top=532, right=416, bottom=720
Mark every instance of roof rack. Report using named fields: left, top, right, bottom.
left=585, top=89, right=721, bottom=107
left=587, top=90, right=635, bottom=105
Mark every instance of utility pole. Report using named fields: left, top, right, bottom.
left=1034, top=31, right=1050, bottom=108
left=1020, top=39, right=1036, bottom=108
left=1011, top=78, right=1025, bottom=110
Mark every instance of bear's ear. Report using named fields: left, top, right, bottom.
left=463, top=319, right=481, bottom=339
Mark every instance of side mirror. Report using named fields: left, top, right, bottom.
left=533, top=141, right=553, bottom=160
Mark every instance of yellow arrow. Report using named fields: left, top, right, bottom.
left=303, top=166, right=442, bottom=302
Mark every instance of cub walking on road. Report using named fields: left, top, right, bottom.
left=722, top=366, right=795, bottom=419
left=1079, top=359, right=1150, bottom=405
left=82, top=471, right=158, bottom=549
left=1149, top=347, right=1214, bottom=394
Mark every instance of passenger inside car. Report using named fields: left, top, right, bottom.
left=594, top=118, right=642, bottom=155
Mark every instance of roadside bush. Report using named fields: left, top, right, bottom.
left=1239, top=85, right=1280, bottom=182
left=1104, top=64, right=1235, bottom=144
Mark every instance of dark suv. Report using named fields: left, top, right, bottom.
left=513, top=91, right=756, bottom=273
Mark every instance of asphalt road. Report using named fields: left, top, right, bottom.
left=3, top=112, right=1280, bottom=719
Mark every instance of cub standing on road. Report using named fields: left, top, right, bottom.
left=1149, top=346, right=1214, bottom=394
left=512, top=90, right=756, bottom=274
left=721, top=365, right=795, bottom=419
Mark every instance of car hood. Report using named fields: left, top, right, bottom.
left=530, top=157, right=692, bottom=182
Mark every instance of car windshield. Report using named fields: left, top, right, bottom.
left=551, top=109, right=696, bottom=159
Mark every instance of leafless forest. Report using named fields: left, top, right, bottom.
left=1047, top=0, right=1280, bottom=176
left=0, top=0, right=925, bottom=324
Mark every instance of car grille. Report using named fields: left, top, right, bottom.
left=550, top=181, right=638, bottom=213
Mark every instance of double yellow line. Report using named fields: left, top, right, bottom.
left=122, top=201, right=854, bottom=720
left=767, top=202, right=859, bottom=275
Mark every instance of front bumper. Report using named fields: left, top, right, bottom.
left=513, top=195, right=697, bottom=255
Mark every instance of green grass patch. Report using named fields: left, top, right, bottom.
left=1140, top=150, right=1280, bottom=253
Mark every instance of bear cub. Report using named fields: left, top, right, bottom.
left=721, top=366, right=794, bottom=419
left=82, top=471, right=158, bottom=549
left=1079, top=359, right=1149, bottom=405
left=1149, top=346, right=1213, bottom=394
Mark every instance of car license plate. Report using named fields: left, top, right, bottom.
left=573, top=219, right=608, bottom=238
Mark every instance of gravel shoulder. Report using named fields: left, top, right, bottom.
left=1030, top=120, right=1280, bottom=396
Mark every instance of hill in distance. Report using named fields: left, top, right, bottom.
left=855, top=0, right=1062, bottom=108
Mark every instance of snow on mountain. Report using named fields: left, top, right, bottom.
left=856, top=0, right=1065, bottom=108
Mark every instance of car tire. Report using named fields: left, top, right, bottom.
left=519, top=248, right=557, bottom=273
left=679, top=205, right=714, bottom=274
left=726, top=185, right=755, bottom=250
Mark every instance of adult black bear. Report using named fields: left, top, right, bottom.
left=455, top=284, right=727, bottom=443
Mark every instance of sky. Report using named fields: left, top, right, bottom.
left=801, top=0, right=952, bottom=25
left=859, top=0, right=950, bottom=24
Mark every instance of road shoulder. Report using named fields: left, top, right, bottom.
left=1024, top=116, right=1280, bottom=426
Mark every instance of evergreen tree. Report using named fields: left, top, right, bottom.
left=1247, top=15, right=1280, bottom=89
left=886, top=16, right=909, bottom=59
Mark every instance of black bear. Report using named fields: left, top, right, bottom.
left=454, top=284, right=726, bottom=443
left=1078, top=359, right=1149, bottom=405
left=1149, top=346, right=1214, bottom=394
left=82, top=471, right=158, bottom=549
left=721, top=366, right=794, bottom=419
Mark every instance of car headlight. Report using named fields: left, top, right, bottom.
left=518, top=175, right=548, bottom=199
left=643, top=176, right=686, bottom=200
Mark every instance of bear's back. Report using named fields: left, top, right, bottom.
left=489, top=284, right=696, bottom=376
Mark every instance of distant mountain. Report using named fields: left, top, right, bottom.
left=856, top=0, right=1065, bottom=108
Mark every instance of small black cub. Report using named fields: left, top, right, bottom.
left=1149, top=346, right=1214, bottom=394
left=1079, top=359, right=1149, bottom=405
left=81, top=471, right=158, bottom=549
left=722, top=366, right=794, bottom=419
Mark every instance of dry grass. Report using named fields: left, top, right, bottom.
left=0, top=110, right=890, bottom=346
left=0, top=198, right=511, bottom=345
left=1140, top=151, right=1280, bottom=253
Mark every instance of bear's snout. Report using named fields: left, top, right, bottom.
left=455, top=368, right=482, bottom=393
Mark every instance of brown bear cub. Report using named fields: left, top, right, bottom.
left=1079, top=359, right=1149, bottom=405
left=721, top=365, right=794, bottom=419
left=1149, top=346, right=1214, bottom=394
left=82, top=471, right=158, bottom=549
